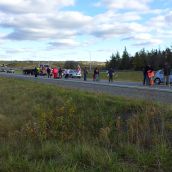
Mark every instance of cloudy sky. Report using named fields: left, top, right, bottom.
left=0, top=0, right=172, bottom=61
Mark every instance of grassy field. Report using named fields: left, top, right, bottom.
left=88, top=70, right=143, bottom=82
left=0, top=77, right=172, bottom=171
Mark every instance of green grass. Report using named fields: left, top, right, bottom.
left=88, top=70, right=143, bottom=82
left=0, top=77, right=172, bottom=171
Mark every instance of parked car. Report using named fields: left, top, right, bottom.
left=154, top=69, right=172, bottom=84
left=7, top=69, right=15, bottom=73
left=64, top=69, right=81, bottom=78
left=0, top=68, right=6, bottom=72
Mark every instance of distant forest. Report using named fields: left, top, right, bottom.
left=1, top=46, right=172, bottom=71
left=106, top=46, right=172, bottom=71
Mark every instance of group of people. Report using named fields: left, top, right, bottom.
left=143, top=65, right=154, bottom=86
left=143, top=62, right=171, bottom=86
left=34, top=66, right=63, bottom=79
left=34, top=63, right=171, bottom=86
left=51, top=67, right=63, bottom=79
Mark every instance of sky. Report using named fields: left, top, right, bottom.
left=0, top=0, right=172, bottom=62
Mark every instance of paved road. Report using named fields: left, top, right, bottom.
left=0, top=73, right=172, bottom=104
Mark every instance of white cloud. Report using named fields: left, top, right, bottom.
left=123, top=33, right=162, bottom=46
left=97, top=0, right=153, bottom=11
left=49, top=39, right=80, bottom=48
left=0, top=0, right=75, bottom=14
left=0, top=10, right=92, bottom=41
left=0, top=0, right=171, bottom=61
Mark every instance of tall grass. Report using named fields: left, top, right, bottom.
left=0, top=77, right=172, bottom=171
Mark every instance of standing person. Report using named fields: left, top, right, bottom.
left=83, top=67, right=88, bottom=81
left=93, top=68, right=96, bottom=81
left=64, top=69, right=70, bottom=79
left=52, top=67, right=58, bottom=79
left=94, top=67, right=99, bottom=81
left=163, top=62, right=171, bottom=86
left=147, top=65, right=154, bottom=86
left=143, top=65, right=150, bottom=86
left=34, top=67, right=38, bottom=77
left=108, top=68, right=114, bottom=83
left=47, top=67, right=51, bottom=78
left=77, top=65, right=81, bottom=74
left=58, top=67, right=62, bottom=79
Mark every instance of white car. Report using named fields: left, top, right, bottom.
left=7, top=69, right=15, bottom=73
left=64, top=69, right=81, bottom=78
left=154, top=69, right=172, bottom=84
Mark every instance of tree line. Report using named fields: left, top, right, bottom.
left=106, top=46, right=172, bottom=71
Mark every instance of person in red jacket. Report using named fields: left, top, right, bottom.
left=147, top=65, right=154, bottom=86
left=52, top=67, right=58, bottom=79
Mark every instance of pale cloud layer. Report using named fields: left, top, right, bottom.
left=0, top=0, right=171, bottom=61
left=96, top=0, right=153, bottom=10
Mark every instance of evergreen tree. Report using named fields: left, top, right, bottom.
left=106, top=45, right=172, bottom=71
left=120, top=47, right=130, bottom=69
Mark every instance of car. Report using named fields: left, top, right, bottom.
left=7, top=69, right=15, bottom=73
left=154, top=69, right=172, bottom=84
left=64, top=69, right=82, bottom=78
left=0, top=68, right=6, bottom=72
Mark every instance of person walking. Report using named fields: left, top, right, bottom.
left=108, top=68, right=114, bottom=83
left=163, top=62, right=171, bottom=86
left=83, top=67, right=88, bottom=81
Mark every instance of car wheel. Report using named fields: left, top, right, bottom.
left=154, top=78, right=161, bottom=85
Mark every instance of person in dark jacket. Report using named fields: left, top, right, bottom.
left=47, top=67, right=51, bottom=78
left=108, top=68, right=114, bottom=83
left=93, top=67, right=99, bottom=81
left=83, top=67, right=88, bottom=81
left=34, top=67, right=38, bottom=77
left=58, top=67, right=62, bottom=79
left=163, top=62, right=171, bottom=86
left=143, top=65, right=151, bottom=85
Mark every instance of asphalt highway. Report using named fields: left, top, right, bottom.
left=0, top=73, right=172, bottom=104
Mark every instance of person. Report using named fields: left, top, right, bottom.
left=83, top=67, right=88, bottom=81
left=147, top=65, right=154, bottom=86
left=47, top=67, right=51, bottom=78
left=93, top=68, right=96, bottom=81
left=108, top=68, right=114, bottom=83
left=77, top=65, right=81, bottom=74
left=93, top=67, right=99, bottom=81
left=64, top=69, right=70, bottom=79
left=163, top=62, right=171, bottom=86
left=34, top=67, right=38, bottom=77
left=143, top=65, right=150, bottom=85
left=58, top=67, right=62, bottom=79
left=52, top=67, right=58, bottom=79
